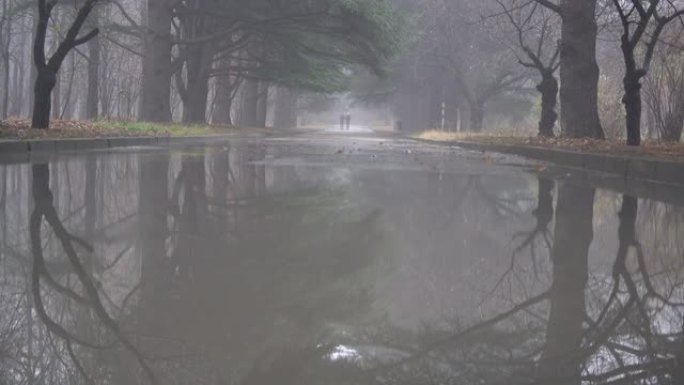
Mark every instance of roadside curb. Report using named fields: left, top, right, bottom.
left=0, top=134, right=264, bottom=155
left=416, top=139, right=684, bottom=187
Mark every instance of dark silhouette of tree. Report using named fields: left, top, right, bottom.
left=610, top=0, right=684, bottom=146
left=32, top=0, right=100, bottom=129
left=497, top=0, right=560, bottom=137
left=534, top=0, right=605, bottom=139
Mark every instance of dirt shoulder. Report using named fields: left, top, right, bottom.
left=417, top=131, right=684, bottom=163
left=0, top=119, right=267, bottom=140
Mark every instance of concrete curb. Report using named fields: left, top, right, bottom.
left=0, top=134, right=263, bottom=155
left=417, top=139, right=684, bottom=187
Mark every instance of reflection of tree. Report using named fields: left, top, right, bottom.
left=29, top=163, right=156, bottom=384
left=539, top=183, right=594, bottom=384
left=345, top=182, right=684, bottom=385
left=130, top=148, right=389, bottom=384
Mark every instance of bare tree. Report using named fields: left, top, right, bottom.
left=32, top=0, right=100, bottom=129
left=534, top=0, right=606, bottom=139
left=644, top=35, right=684, bottom=142
left=610, top=0, right=684, bottom=146
left=497, top=0, right=561, bottom=137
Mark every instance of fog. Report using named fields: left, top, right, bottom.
left=0, top=0, right=679, bottom=142
left=1, top=1, right=684, bottom=384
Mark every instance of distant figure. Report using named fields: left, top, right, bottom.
left=345, top=111, right=351, bottom=131
left=396, top=120, right=403, bottom=132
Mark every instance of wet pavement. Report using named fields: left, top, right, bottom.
left=0, top=131, right=683, bottom=384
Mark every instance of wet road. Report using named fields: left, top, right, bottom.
left=0, top=131, right=683, bottom=384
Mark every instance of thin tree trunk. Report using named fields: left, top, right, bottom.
left=0, top=0, right=10, bottom=119
left=86, top=34, right=100, bottom=119
left=29, top=7, right=38, bottom=119
left=538, top=72, right=558, bottom=137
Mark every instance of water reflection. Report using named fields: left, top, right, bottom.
left=0, top=141, right=683, bottom=384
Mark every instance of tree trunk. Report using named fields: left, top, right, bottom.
left=31, top=70, right=57, bottom=129
left=212, top=64, right=235, bottom=126
left=179, top=24, right=212, bottom=124
left=540, top=183, right=594, bottom=385
left=273, top=87, right=298, bottom=129
left=1, top=50, right=7, bottom=119
left=468, top=100, right=485, bottom=132
left=86, top=35, right=100, bottom=120
left=623, top=71, right=642, bottom=146
left=538, top=72, right=558, bottom=137
left=1, top=0, right=10, bottom=120
left=559, top=0, right=604, bottom=139
left=256, top=81, right=268, bottom=128
left=29, top=7, right=39, bottom=119
left=140, top=0, right=173, bottom=122
left=240, top=79, right=259, bottom=127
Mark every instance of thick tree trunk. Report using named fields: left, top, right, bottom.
left=559, top=0, right=604, bottom=139
left=273, top=87, right=297, bottom=129
left=182, top=90, right=208, bottom=124
left=86, top=35, right=100, bottom=120
left=213, top=87, right=234, bottom=126
left=140, top=0, right=173, bottom=122
left=538, top=72, right=558, bottom=137
left=540, top=183, right=594, bottom=385
left=468, top=101, right=485, bottom=132
left=31, top=70, right=57, bottom=129
left=256, top=81, right=268, bottom=128
left=212, top=65, right=235, bottom=126
left=240, top=79, right=259, bottom=127
left=623, top=72, right=642, bottom=146
left=179, top=30, right=212, bottom=124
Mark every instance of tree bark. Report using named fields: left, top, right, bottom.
left=0, top=0, right=10, bottom=119
left=538, top=72, right=558, bottom=137
left=240, top=78, right=259, bottom=127
left=623, top=71, right=643, bottom=146
left=213, top=77, right=235, bottom=126
left=273, top=86, right=297, bottom=129
left=86, top=34, right=100, bottom=120
left=140, top=0, right=173, bottom=122
left=559, top=0, right=604, bottom=139
left=256, top=81, right=268, bottom=128
left=32, top=70, right=57, bottom=129
left=468, top=100, right=485, bottom=132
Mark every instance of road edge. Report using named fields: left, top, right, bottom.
left=0, top=134, right=270, bottom=155
left=414, top=138, right=683, bottom=187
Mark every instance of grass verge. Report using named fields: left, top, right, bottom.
left=417, top=130, right=684, bottom=161
left=0, top=119, right=263, bottom=140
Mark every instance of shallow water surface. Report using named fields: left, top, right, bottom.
left=0, top=135, right=683, bottom=384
